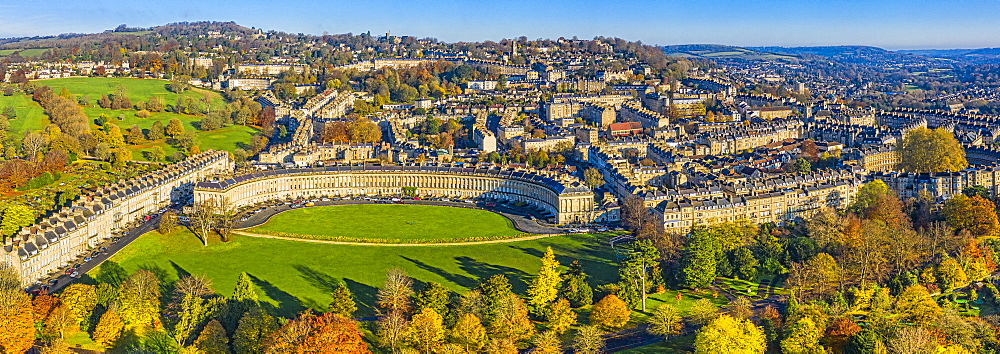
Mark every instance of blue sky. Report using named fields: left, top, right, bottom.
left=2, top=0, right=999, bottom=49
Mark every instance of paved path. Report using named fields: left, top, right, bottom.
left=236, top=199, right=565, bottom=235
left=230, top=230, right=568, bottom=246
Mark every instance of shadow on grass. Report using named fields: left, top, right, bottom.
left=248, top=273, right=306, bottom=318
left=344, top=278, right=379, bottom=318
left=291, top=264, right=380, bottom=318
left=401, top=256, right=478, bottom=289
left=508, top=235, right=620, bottom=287
left=455, top=256, right=531, bottom=293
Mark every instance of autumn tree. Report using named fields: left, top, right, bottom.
left=405, top=308, right=446, bottom=353
left=694, top=315, right=766, bottom=354
left=527, top=247, right=563, bottom=314
left=59, top=283, right=97, bottom=329
left=545, top=298, right=577, bottom=334
left=488, top=294, right=535, bottom=343
left=573, top=325, right=605, bottom=354
left=0, top=265, right=35, bottom=354
left=897, top=127, right=968, bottom=173
left=533, top=331, right=563, bottom=354
left=376, top=309, right=408, bottom=352
left=377, top=268, right=414, bottom=314
left=943, top=194, right=999, bottom=237
left=413, top=282, right=450, bottom=316
left=194, top=319, right=230, bottom=354
left=894, top=285, right=942, bottom=325
left=92, top=309, right=125, bottom=347
left=116, top=270, right=162, bottom=327
left=647, top=303, right=682, bottom=338
left=449, top=313, right=486, bottom=353
left=166, top=118, right=185, bottom=137
left=781, top=317, right=824, bottom=354
left=263, top=313, right=370, bottom=354
left=479, top=274, right=515, bottom=324
left=590, top=294, right=630, bottom=331
left=149, top=120, right=166, bottom=140
left=584, top=168, right=604, bottom=188
left=189, top=199, right=217, bottom=246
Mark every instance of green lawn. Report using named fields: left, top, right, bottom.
left=6, top=77, right=258, bottom=160
left=0, top=93, right=50, bottom=133
left=620, top=335, right=695, bottom=353
left=248, top=204, right=523, bottom=242
left=108, top=228, right=618, bottom=317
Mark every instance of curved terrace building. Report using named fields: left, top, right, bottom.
left=194, top=165, right=596, bottom=224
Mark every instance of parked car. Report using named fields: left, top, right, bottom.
left=70, top=272, right=79, bottom=278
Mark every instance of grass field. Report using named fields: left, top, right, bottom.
left=4, top=77, right=258, bottom=159
left=0, top=48, right=49, bottom=57
left=109, top=228, right=618, bottom=317
left=248, top=204, right=523, bottom=242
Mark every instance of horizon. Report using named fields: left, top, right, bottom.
left=2, top=0, right=1000, bottom=50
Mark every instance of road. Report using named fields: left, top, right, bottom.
left=35, top=212, right=165, bottom=294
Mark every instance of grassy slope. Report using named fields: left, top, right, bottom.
left=249, top=204, right=522, bottom=241
left=15, top=77, right=257, bottom=159
left=0, top=93, right=50, bottom=133
left=110, top=228, right=619, bottom=317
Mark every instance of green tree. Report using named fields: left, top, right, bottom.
left=149, top=120, right=166, bottom=140
left=1, top=205, right=34, bottom=238
left=232, top=272, right=259, bottom=303
left=479, top=274, right=514, bottom=324
left=729, top=247, right=759, bottom=281
left=898, top=127, right=968, bottom=173
left=780, top=317, right=824, bottom=354
left=232, top=307, right=279, bottom=354
left=694, top=315, right=766, bottom=354
left=843, top=329, right=886, bottom=354
left=527, top=247, right=563, bottom=314
left=789, top=158, right=812, bottom=173
left=584, top=168, right=604, bottom=188
left=328, top=284, right=357, bottom=318
left=414, top=282, right=451, bottom=316
left=620, top=239, right=660, bottom=311
left=560, top=262, right=593, bottom=307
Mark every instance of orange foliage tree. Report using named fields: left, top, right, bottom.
left=263, top=312, right=370, bottom=354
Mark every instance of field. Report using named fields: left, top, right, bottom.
left=247, top=204, right=523, bottom=242
left=0, top=48, right=49, bottom=57
left=6, top=77, right=257, bottom=160
left=109, top=228, right=619, bottom=317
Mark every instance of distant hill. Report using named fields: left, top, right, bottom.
left=661, top=44, right=800, bottom=62
left=900, top=47, right=1000, bottom=63
left=745, top=45, right=925, bottom=65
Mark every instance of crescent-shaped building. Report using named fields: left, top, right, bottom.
left=194, top=165, right=596, bottom=224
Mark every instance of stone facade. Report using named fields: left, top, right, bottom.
left=195, top=165, right=595, bottom=224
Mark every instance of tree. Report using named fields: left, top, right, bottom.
left=263, top=313, right=370, bottom=354
left=190, top=200, right=217, bottom=246
left=92, top=309, right=125, bottom=347
left=943, top=194, right=999, bottom=237
left=730, top=247, right=759, bottom=281
left=376, top=310, right=408, bottom=353
left=479, top=274, right=514, bottom=323
left=689, top=298, right=718, bottom=326
left=329, top=284, right=357, bottom=318
left=590, top=294, right=630, bottom=331
left=620, top=239, right=660, bottom=311
left=488, top=294, right=535, bottom=343
left=449, top=313, right=486, bottom=353
left=894, top=285, right=942, bottom=325
left=560, top=262, right=593, bottom=307
left=106, top=125, right=125, bottom=148
left=527, top=247, right=563, bottom=313
left=533, top=331, right=563, bottom=354
left=414, top=282, right=451, bottom=315
left=887, top=327, right=936, bottom=354
left=584, top=168, right=604, bottom=188
left=59, top=284, right=97, bottom=330
left=1, top=205, right=34, bottom=238
left=573, top=325, right=605, bottom=354
left=545, top=298, right=577, bottom=334
left=898, top=127, right=968, bottom=173
left=194, top=319, right=230, bottom=354
left=789, top=158, right=812, bottom=173
left=936, top=257, right=969, bottom=290
left=405, top=308, right=445, bottom=353
left=146, top=146, right=166, bottom=162
left=157, top=211, right=177, bottom=235
left=233, top=307, right=280, bottom=354
left=851, top=180, right=890, bottom=214
left=0, top=265, right=35, bottom=354
left=647, top=303, right=682, bottom=338
left=348, top=118, right=383, bottom=143
left=377, top=268, right=414, bottom=314
left=694, top=315, right=766, bottom=354
left=125, top=124, right=145, bottom=144
left=781, top=317, right=824, bottom=354
left=22, top=131, right=47, bottom=159
left=116, top=270, right=161, bottom=327
left=149, top=120, right=166, bottom=140
left=843, top=329, right=886, bottom=354
left=166, top=118, right=185, bottom=137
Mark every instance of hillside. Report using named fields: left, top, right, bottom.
left=4, top=77, right=257, bottom=160
left=661, top=44, right=800, bottom=62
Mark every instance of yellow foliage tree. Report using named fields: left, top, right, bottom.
left=405, top=308, right=445, bottom=353
left=897, top=127, right=968, bottom=173
left=589, top=294, right=630, bottom=331
left=92, top=309, right=125, bottom=347
left=694, top=315, right=766, bottom=354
